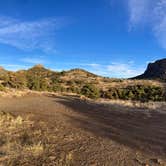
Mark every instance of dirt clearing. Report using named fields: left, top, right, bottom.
left=0, top=94, right=166, bottom=166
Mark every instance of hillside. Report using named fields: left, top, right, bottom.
left=0, top=64, right=165, bottom=101
left=134, top=58, right=166, bottom=81
left=0, top=66, right=7, bottom=75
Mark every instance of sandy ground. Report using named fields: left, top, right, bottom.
left=0, top=94, right=166, bottom=166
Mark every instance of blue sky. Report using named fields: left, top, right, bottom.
left=0, top=0, right=165, bottom=78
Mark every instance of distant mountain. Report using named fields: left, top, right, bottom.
left=0, top=64, right=105, bottom=91
left=134, top=58, right=166, bottom=81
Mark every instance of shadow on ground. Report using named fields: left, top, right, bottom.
left=54, top=95, right=166, bottom=158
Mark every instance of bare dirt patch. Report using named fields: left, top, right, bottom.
left=0, top=94, right=166, bottom=165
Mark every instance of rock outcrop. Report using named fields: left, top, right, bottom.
left=134, top=59, right=166, bottom=81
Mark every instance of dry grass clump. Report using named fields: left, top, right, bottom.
left=100, top=79, right=163, bottom=90
left=0, top=89, right=30, bottom=98
left=0, top=111, right=74, bottom=165
left=0, top=111, right=44, bottom=165
left=0, top=88, right=59, bottom=98
left=98, top=99, right=166, bottom=111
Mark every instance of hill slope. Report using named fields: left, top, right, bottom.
left=0, top=64, right=165, bottom=101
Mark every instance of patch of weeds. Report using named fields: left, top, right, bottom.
left=0, top=111, right=45, bottom=165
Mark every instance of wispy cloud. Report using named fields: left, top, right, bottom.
left=82, top=62, right=145, bottom=78
left=0, top=64, right=30, bottom=71
left=128, top=0, right=166, bottom=49
left=20, top=57, right=48, bottom=64
left=0, top=16, right=61, bottom=53
left=128, top=0, right=151, bottom=29
left=107, top=62, right=144, bottom=78
left=153, top=0, right=166, bottom=49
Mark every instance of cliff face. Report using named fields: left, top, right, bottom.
left=135, top=59, right=166, bottom=81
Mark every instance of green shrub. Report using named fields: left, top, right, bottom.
left=0, top=83, right=5, bottom=91
left=103, top=85, right=165, bottom=102
left=2, top=72, right=27, bottom=89
left=52, top=83, right=63, bottom=92
left=67, top=86, right=81, bottom=94
left=81, top=84, right=100, bottom=99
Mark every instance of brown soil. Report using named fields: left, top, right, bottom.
left=0, top=94, right=166, bottom=166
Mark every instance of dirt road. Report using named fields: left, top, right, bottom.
left=0, top=94, right=166, bottom=166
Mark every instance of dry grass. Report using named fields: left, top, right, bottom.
left=97, top=79, right=164, bottom=90
left=97, top=99, right=166, bottom=112
left=0, top=89, right=32, bottom=98
left=0, top=110, right=75, bottom=166
left=0, top=111, right=45, bottom=165
left=0, top=88, right=58, bottom=98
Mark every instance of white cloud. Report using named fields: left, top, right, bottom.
left=0, top=64, right=30, bottom=71
left=128, top=0, right=166, bottom=49
left=128, top=0, right=150, bottom=29
left=107, top=62, right=144, bottom=78
left=151, top=0, right=166, bottom=49
left=21, top=57, right=48, bottom=64
left=82, top=62, right=144, bottom=78
left=0, top=16, right=59, bottom=53
left=82, top=63, right=100, bottom=67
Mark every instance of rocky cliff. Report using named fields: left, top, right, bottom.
left=134, top=59, right=166, bottom=81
